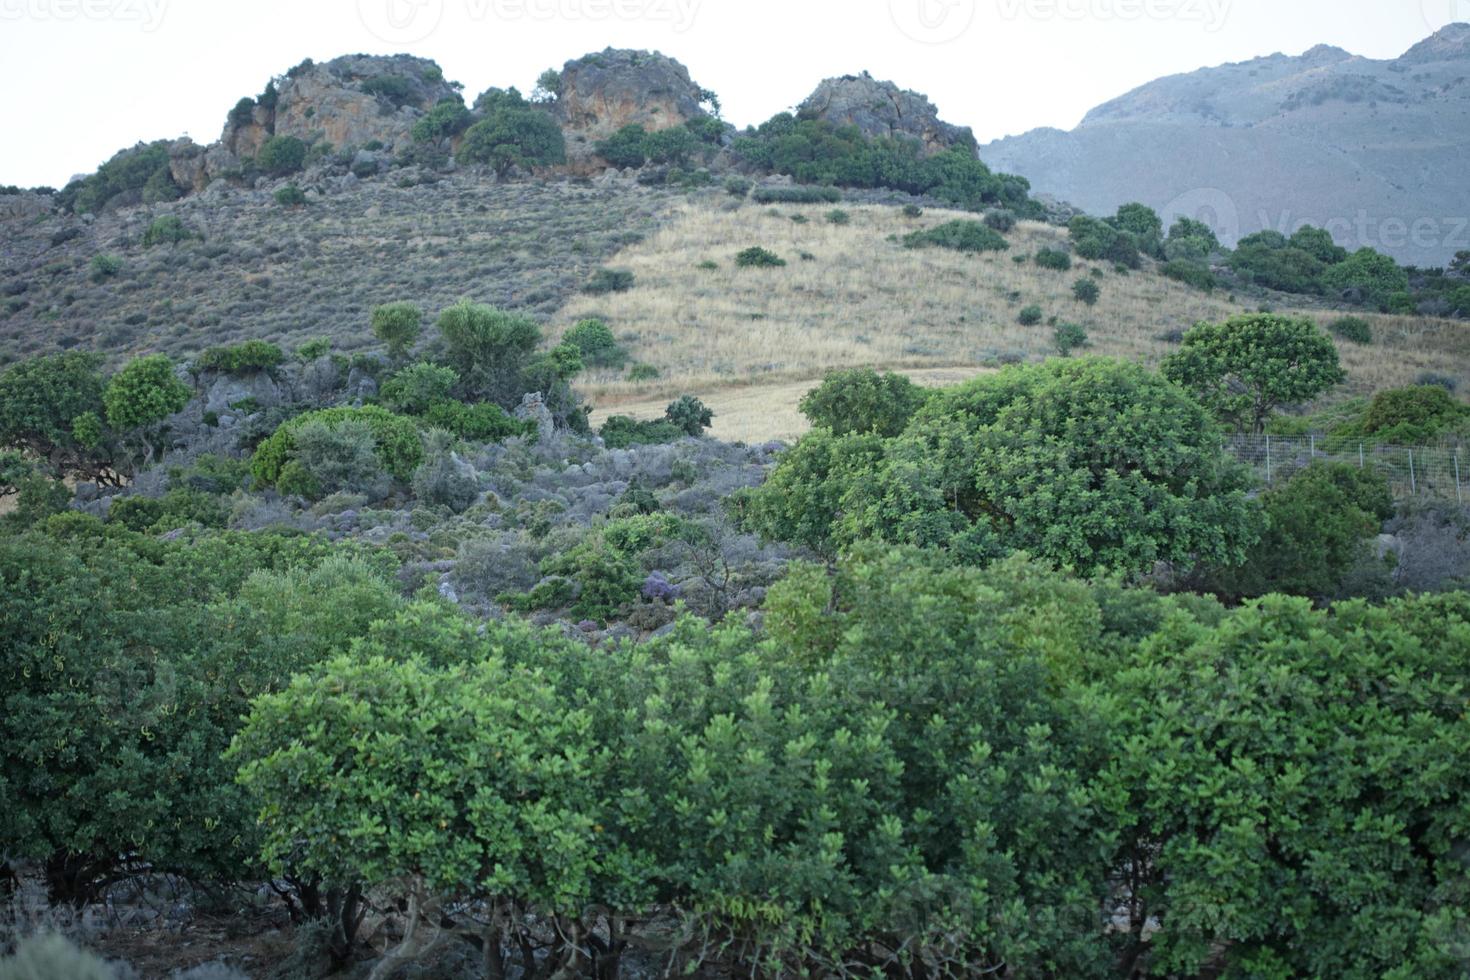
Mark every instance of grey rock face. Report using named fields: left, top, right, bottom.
left=554, top=48, right=711, bottom=166
left=797, top=72, right=977, bottom=157
left=514, top=392, right=556, bottom=441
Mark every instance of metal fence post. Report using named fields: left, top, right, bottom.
left=1310, top=434, right=1316, bottom=458
left=1456, top=449, right=1463, bottom=505
left=1409, top=450, right=1416, bottom=496
left=1265, top=434, right=1271, bottom=484
left=1359, top=443, right=1364, bottom=469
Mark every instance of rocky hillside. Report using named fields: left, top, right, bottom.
left=796, top=72, right=976, bottom=156
left=982, top=24, right=1470, bottom=266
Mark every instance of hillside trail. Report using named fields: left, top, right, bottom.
left=586, top=365, right=992, bottom=443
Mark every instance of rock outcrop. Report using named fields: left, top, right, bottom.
left=552, top=48, right=712, bottom=165
left=220, top=54, right=461, bottom=160
left=796, top=72, right=976, bottom=157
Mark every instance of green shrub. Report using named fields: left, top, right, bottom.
left=250, top=405, right=423, bottom=488
left=749, top=185, right=842, bottom=204
left=371, top=301, right=424, bottom=362
left=57, top=141, right=178, bottom=214
left=826, top=208, right=850, bottom=225
left=594, top=123, right=651, bottom=167
left=410, top=97, right=472, bottom=142
left=0, top=933, right=118, bottom=980
left=455, top=93, right=566, bottom=176
left=359, top=74, right=415, bottom=105
left=1210, top=462, right=1391, bottom=600
left=420, top=399, right=527, bottom=442
left=380, top=361, right=458, bottom=414
left=746, top=358, right=1257, bottom=573
left=141, top=215, right=193, bottom=247
left=1360, top=384, right=1465, bottom=443
left=724, top=175, right=752, bottom=198
left=583, top=267, right=635, bottom=293
left=1071, top=277, right=1100, bottom=305
left=1033, top=247, right=1071, bottom=271
left=193, top=339, right=285, bottom=375
left=255, top=135, right=307, bottom=177
left=109, top=487, right=229, bottom=532
left=901, top=203, right=922, bottom=218
left=1323, top=247, right=1409, bottom=310
left=1068, top=215, right=1140, bottom=268
left=664, top=395, right=713, bottom=436
left=599, top=414, right=684, bottom=448
left=1054, top=321, right=1088, bottom=356
left=799, top=368, right=929, bottom=437
left=1228, top=231, right=1325, bottom=293
left=901, top=219, right=1008, bottom=254
left=1161, top=258, right=1216, bottom=291
left=735, top=246, right=786, bottom=267
left=983, top=209, right=1016, bottom=232
left=1328, top=315, right=1373, bottom=344
left=627, top=363, right=660, bottom=382
left=88, top=254, right=122, bottom=283
left=273, top=183, right=307, bottom=207
left=562, top=318, right=626, bottom=367
left=287, top=417, right=390, bottom=500
left=1017, top=304, right=1043, bottom=326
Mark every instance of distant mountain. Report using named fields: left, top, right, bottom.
left=981, top=24, right=1470, bottom=266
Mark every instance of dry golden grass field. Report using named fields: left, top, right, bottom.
left=566, top=199, right=1469, bottom=440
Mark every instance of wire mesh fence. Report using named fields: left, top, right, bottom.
left=1225, top=434, right=1467, bottom=502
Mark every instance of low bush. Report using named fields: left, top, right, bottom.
left=1161, top=258, right=1216, bottom=291
left=750, top=185, right=842, bottom=204
left=250, top=405, right=423, bottom=489
left=1033, top=247, right=1071, bottom=271
left=89, top=254, right=121, bottom=281
left=724, top=176, right=752, bottom=198
left=1328, top=315, right=1373, bottom=344
left=826, top=208, right=851, bottom=225
left=1017, top=304, right=1043, bottom=326
left=1072, top=277, right=1101, bottom=305
left=273, top=184, right=307, bottom=207
left=141, top=215, right=193, bottom=247
left=583, top=268, right=635, bottom=294
left=735, top=246, right=785, bottom=268
left=1054, top=321, right=1088, bottom=356
left=561, top=318, right=626, bottom=367
left=255, top=135, right=307, bottom=177
left=1360, top=384, right=1466, bottom=443
left=600, top=414, right=684, bottom=448
left=664, top=395, right=713, bottom=436
left=983, top=209, right=1016, bottom=232
left=193, top=340, right=285, bottom=375
left=901, top=219, right=1008, bottom=254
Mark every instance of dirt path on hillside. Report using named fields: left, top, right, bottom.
left=586, top=366, right=992, bottom=444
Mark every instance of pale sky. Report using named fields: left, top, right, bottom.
left=0, top=0, right=1461, bottom=188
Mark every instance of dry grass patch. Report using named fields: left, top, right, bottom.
left=564, top=200, right=1470, bottom=410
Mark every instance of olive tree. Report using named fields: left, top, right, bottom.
left=371, top=301, right=423, bottom=364
left=102, top=354, right=191, bottom=467
left=1162, top=313, right=1345, bottom=433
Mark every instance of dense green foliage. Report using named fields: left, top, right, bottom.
left=798, top=367, right=929, bottom=437
left=901, top=219, right=1008, bottom=253
left=1209, top=461, right=1394, bottom=599
left=250, top=405, right=423, bottom=490
left=255, top=135, right=308, bottom=177
left=370, top=300, right=424, bottom=362
left=192, top=340, right=285, bottom=375
left=734, top=245, right=786, bottom=267
left=749, top=185, right=842, bottom=204
left=599, top=396, right=712, bottom=448
left=1328, top=314, right=1373, bottom=344
left=561, top=318, right=626, bottom=367
left=141, top=215, right=193, bottom=247
left=0, top=352, right=107, bottom=476
left=1163, top=313, right=1345, bottom=433
left=56, top=141, right=180, bottom=214
left=456, top=89, right=566, bottom=176
left=747, top=359, right=1257, bottom=573
left=732, top=114, right=1035, bottom=214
